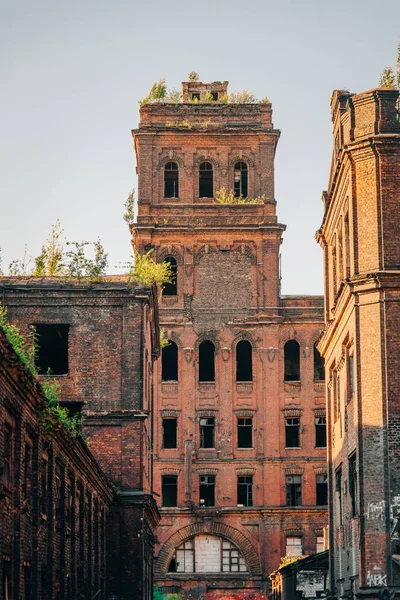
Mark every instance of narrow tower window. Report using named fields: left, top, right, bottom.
left=199, top=340, right=215, bottom=382
left=162, top=256, right=177, bottom=296
left=236, top=340, right=253, bottom=382
left=314, top=343, right=325, bottom=381
left=162, top=341, right=178, bottom=381
left=284, top=340, right=300, bottom=381
left=234, top=161, right=248, bottom=197
left=162, top=418, right=177, bottom=449
left=35, top=324, right=69, bottom=375
left=164, top=161, right=179, bottom=198
left=199, top=161, right=213, bottom=198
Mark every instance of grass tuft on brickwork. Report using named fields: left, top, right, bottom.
left=214, top=187, right=265, bottom=205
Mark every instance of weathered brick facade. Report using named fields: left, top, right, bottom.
left=0, top=327, right=113, bottom=600
left=132, top=80, right=328, bottom=595
left=0, top=278, right=161, bottom=600
left=317, top=88, right=400, bottom=599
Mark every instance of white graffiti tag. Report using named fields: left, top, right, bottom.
left=367, top=571, right=387, bottom=587
left=367, top=501, right=385, bottom=521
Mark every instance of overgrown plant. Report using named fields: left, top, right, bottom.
left=160, top=327, right=170, bottom=349
left=9, top=245, right=31, bottom=276
left=32, top=219, right=65, bottom=276
left=127, top=249, right=173, bottom=288
left=64, top=239, right=108, bottom=281
left=228, top=90, right=258, bottom=104
left=123, top=190, right=135, bottom=225
left=140, top=78, right=167, bottom=104
left=214, top=187, right=265, bottom=205
left=188, top=71, right=199, bottom=82
left=379, top=40, right=400, bottom=91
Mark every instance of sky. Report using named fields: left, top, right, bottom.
left=1, top=0, right=399, bottom=295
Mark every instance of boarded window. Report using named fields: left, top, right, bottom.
left=314, top=343, right=325, bottom=381
left=285, top=417, right=300, bottom=447
left=169, top=536, right=247, bottom=573
left=200, top=418, right=215, bottom=448
left=286, top=475, right=302, bottom=506
left=234, top=161, right=248, bottom=197
left=237, top=476, right=253, bottom=507
left=162, top=475, right=177, bottom=507
left=237, top=418, right=252, bottom=448
left=162, top=418, right=177, bottom=449
left=162, top=256, right=177, bottom=296
left=162, top=341, right=178, bottom=381
left=199, top=161, right=213, bottom=198
left=35, top=324, right=69, bottom=375
left=199, top=475, right=215, bottom=506
left=316, top=474, right=328, bottom=505
left=284, top=340, right=300, bottom=381
left=236, top=340, right=252, bottom=382
left=164, top=161, right=179, bottom=198
left=315, top=417, right=326, bottom=447
left=199, top=340, right=215, bottom=382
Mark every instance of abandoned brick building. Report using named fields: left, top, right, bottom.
left=0, top=278, right=161, bottom=600
left=317, top=88, right=400, bottom=599
left=131, top=79, right=328, bottom=595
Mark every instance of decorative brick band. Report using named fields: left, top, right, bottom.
left=234, top=409, right=255, bottom=417
left=235, top=468, right=256, bottom=476
left=197, top=468, right=218, bottom=476
left=313, top=408, right=326, bottom=417
left=282, top=408, right=303, bottom=417
left=160, top=410, right=180, bottom=418
left=155, top=521, right=261, bottom=577
left=284, top=466, right=304, bottom=475
left=196, top=409, right=217, bottom=418
left=160, top=468, right=181, bottom=476
left=313, top=466, right=327, bottom=475
left=284, top=528, right=304, bottom=536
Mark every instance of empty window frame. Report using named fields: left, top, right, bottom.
left=191, top=92, right=201, bottom=101
left=349, top=454, right=358, bottom=517
left=162, top=475, right=178, bottom=507
left=35, top=324, right=69, bottom=375
left=234, top=161, right=248, bottom=198
left=316, top=535, right=324, bottom=554
left=199, top=475, right=215, bottom=506
left=172, top=539, right=194, bottom=572
left=200, top=417, right=215, bottom=448
left=199, top=161, right=213, bottom=198
left=199, top=340, right=215, bottom=382
left=162, top=418, right=177, bottom=449
left=162, top=256, right=178, bottom=296
left=315, top=416, right=327, bottom=448
left=285, top=417, right=300, bottom=448
left=286, top=475, right=302, bottom=506
left=314, top=343, right=325, bottom=381
left=237, top=418, right=253, bottom=448
left=162, top=341, right=178, bottom=381
left=2, top=424, right=13, bottom=486
left=236, top=340, right=252, bottom=382
left=222, top=539, right=247, bottom=572
left=336, top=468, right=343, bottom=525
left=286, top=536, right=303, bottom=557
left=284, top=340, right=300, bottom=381
left=237, top=476, right=253, bottom=507
left=316, top=474, right=328, bottom=505
left=164, top=161, right=179, bottom=198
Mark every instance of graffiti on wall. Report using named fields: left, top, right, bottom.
left=367, top=570, right=387, bottom=587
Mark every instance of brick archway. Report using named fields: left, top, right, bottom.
left=155, top=522, right=261, bottom=577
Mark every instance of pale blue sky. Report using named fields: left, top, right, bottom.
left=1, top=0, right=399, bottom=294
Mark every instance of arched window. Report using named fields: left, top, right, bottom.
left=314, top=343, right=325, bottom=381
left=168, top=535, right=248, bottom=573
left=234, top=161, right=248, bottom=197
left=164, top=161, right=179, bottom=198
left=284, top=340, right=300, bottom=381
left=236, top=340, right=252, bottom=382
left=162, top=256, right=177, bottom=296
left=199, top=161, right=213, bottom=198
left=162, top=341, right=178, bottom=381
left=199, top=340, right=215, bottom=382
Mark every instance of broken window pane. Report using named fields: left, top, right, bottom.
left=237, top=418, right=252, bottom=448
left=284, top=340, right=300, bottom=381
left=162, top=418, right=177, bottom=449
left=315, top=417, right=326, bottom=448
left=199, top=340, right=215, bottom=382
left=162, top=475, right=178, bottom=507
left=314, top=343, right=325, bottom=381
left=234, top=161, right=248, bottom=198
left=316, top=474, right=328, bottom=505
left=286, top=475, right=302, bottom=506
left=200, top=418, right=215, bottom=448
left=164, top=161, right=179, bottom=198
left=35, top=324, right=69, bottom=375
left=236, top=340, right=252, bottom=382
left=199, top=161, right=213, bottom=198
left=199, top=475, right=215, bottom=506
left=162, top=341, right=178, bottom=381
left=162, top=256, right=177, bottom=296
left=285, top=417, right=300, bottom=447
left=237, top=476, right=253, bottom=507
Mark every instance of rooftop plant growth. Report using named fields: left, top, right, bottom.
left=214, top=187, right=265, bottom=205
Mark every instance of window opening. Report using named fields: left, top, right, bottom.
left=286, top=536, right=303, bottom=557
left=314, top=343, right=325, bottom=381
left=191, top=92, right=200, bottom=101
left=2, top=424, right=12, bottom=486
left=24, top=442, right=32, bottom=500
left=285, top=417, right=300, bottom=448
left=169, top=536, right=247, bottom=573
left=175, top=539, right=194, bottom=572
left=40, top=458, right=48, bottom=515
left=348, top=354, right=355, bottom=399
left=316, top=474, right=328, bottom=505
left=237, top=418, right=252, bottom=448
left=349, top=455, right=358, bottom=517
left=234, top=161, right=248, bottom=197
left=199, top=475, right=215, bottom=506
left=35, top=324, right=69, bottom=375
left=162, top=340, right=178, bottom=381
left=237, top=476, right=253, bottom=507
left=162, top=256, right=177, bottom=296
left=315, top=417, right=327, bottom=448
left=222, top=539, right=247, bottom=572
left=199, top=340, right=215, bottom=382
left=162, top=475, right=178, bottom=507
left=199, top=161, right=213, bottom=198
left=211, top=91, right=219, bottom=101
left=200, top=417, right=215, bottom=448
left=164, top=161, right=179, bottom=198
left=336, top=469, right=343, bottom=525
left=316, top=535, right=324, bottom=554
left=286, top=475, right=302, bottom=506
left=284, top=340, right=300, bottom=381
left=162, top=418, right=177, bottom=449
left=236, top=340, right=252, bottom=382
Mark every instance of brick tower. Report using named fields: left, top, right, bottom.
left=317, top=88, right=400, bottom=599
left=132, top=79, right=327, bottom=595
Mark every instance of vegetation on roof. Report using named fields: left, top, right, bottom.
left=214, top=187, right=265, bottom=205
